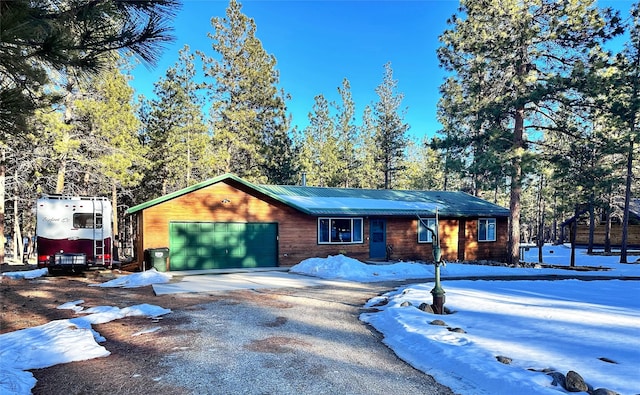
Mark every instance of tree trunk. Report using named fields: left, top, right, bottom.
left=587, top=193, right=595, bottom=254
left=14, top=169, right=22, bottom=264
left=604, top=194, right=612, bottom=253
left=537, top=174, right=545, bottom=263
left=0, top=149, right=5, bottom=265
left=55, top=159, right=66, bottom=194
left=112, top=181, right=118, bottom=237
left=620, top=137, right=633, bottom=263
left=507, top=105, right=525, bottom=265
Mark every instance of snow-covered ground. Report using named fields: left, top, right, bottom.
left=1, top=244, right=639, bottom=394
left=292, top=245, right=640, bottom=395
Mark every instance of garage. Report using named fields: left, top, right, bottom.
left=169, top=222, right=278, bottom=270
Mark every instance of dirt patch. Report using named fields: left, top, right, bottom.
left=0, top=268, right=226, bottom=394
left=244, top=336, right=311, bottom=353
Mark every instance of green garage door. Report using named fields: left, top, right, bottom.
left=169, top=222, right=278, bottom=270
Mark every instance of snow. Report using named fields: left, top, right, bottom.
left=291, top=245, right=640, bottom=395
left=88, top=268, right=172, bottom=288
left=0, top=298, right=171, bottom=395
left=2, top=245, right=639, bottom=394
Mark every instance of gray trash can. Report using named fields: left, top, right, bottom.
left=145, top=247, right=170, bottom=272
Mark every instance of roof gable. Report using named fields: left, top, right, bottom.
left=126, top=174, right=509, bottom=218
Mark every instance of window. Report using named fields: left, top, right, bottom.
left=318, top=218, right=363, bottom=244
left=73, top=213, right=102, bottom=229
left=418, top=218, right=437, bottom=243
left=478, top=218, right=496, bottom=241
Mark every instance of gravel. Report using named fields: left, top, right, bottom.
left=158, top=282, right=454, bottom=394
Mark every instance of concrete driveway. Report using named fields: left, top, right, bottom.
left=155, top=277, right=454, bottom=394
left=152, top=270, right=365, bottom=295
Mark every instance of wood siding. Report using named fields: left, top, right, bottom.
left=133, top=180, right=510, bottom=268
left=575, top=224, right=640, bottom=247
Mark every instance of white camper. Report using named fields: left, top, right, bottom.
left=36, top=195, right=113, bottom=271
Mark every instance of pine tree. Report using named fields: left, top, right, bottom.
left=355, top=105, right=381, bottom=189
left=143, top=46, right=211, bottom=197
left=298, top=94, right=341, bottom=187
left=373, top=62, right=409, bottom=189
left=335, top=78, right=359, bottom=187
left=438, top=0, right=621, bottom=264
left=200, top=0, right=293, bottom=183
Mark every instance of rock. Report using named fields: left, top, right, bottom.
left=371, top=298, right=388, bottom=307
left=591, top=388, right=620, bottom=395
left=496, top=355, right=512, bottom=365
left=400, top=301, right=412, bottom=307
left=448, top=327, right=466, bottom=333
left=418, top=303, right=433, bottom=313
left=566, top=370, right=588, bottom=392
left=429, top=319, right=446, bottom=326
left=547, top=371, right=566, bottom=388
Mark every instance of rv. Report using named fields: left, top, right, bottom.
left=36, top=195, right=113, bottom=271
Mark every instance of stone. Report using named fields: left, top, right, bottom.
left=418, top=303, right=433, bottom=313
left=400, top=301, right=412, bottom=307
left=565, top=370, right=588, bottom=392
left=547, top=371, right=566, bottom=388
left=591, top=388, right=620, bottom=395
left=496, top=355, right=512, bottom=365
left=448, top=327, right=466, bottom=333
left=429, top=319, right=446, bottom=326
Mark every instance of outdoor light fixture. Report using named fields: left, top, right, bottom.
left=418, top=209, right=446, bottom=314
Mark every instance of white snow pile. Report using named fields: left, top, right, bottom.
left=0, top=301, right=171, bottom=395
left=290, top=254, right=433, bottom=281
left=89, top=268, right=172, bottom=288
left=292, top=245, right=640, bottom=395
left=1, top=268, right=49, bottom=280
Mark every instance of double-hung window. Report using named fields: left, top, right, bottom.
left=318, top=218, right=363, bottom=244
left=478, top=218, right=496, bottom=242
left=418, top=218, right=437, bottom=243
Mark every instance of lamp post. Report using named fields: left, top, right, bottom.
left=419, top=210, right=445, bottom=314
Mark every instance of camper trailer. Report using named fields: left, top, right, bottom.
left=36, top=195, right=113, bottom=271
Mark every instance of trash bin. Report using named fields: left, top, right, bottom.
left=145, top=247, right=170, bottom=272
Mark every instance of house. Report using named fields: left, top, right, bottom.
left=125, top=173, right=510, bottom=271
left=564, top=199, right=640, bottom=247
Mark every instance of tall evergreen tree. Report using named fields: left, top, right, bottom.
left=335, top=78, right=359, bottom=187
left=73, top=62, right=148, bottom=234
left=373, top=62, right=409, bottom=189
left=143, top=46, right=211, bottom=197
left=200, top=0, right=293, bottom=183
left=298, top=94, right=341, bottom=187
left=355, top=105, right=380, bottom=189
left=0, top=0, right=178, bottom=263
left=602, top=3, right=640, bottom=262
left=438, top=0, right=621, bottom=264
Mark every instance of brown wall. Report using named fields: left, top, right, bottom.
left=133, top=180, right=509, bottom=268
left=459, top=217, right=509, bottom=262
left=575, top=224, right=640, bottom=247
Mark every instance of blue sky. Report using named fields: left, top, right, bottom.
left=129, top=0, right=635, bottom=141
left=130, top=0, right=460, bottom=140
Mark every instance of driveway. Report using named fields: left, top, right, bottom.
left=153, top=274, right=455, bottom=394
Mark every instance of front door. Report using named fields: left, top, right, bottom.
left=369, top=219, right=386, bottom=259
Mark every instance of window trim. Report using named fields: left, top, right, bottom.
left=478, top=218, right=496, bottom=242
left=317, top=217, right=364, bottom=245
left=417, top=218, right=437, bottom=244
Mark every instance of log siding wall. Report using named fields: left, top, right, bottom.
left=133, top=180, right=509, bottom=268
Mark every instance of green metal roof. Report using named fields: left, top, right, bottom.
left=127, top=173, right=509, bottom=218
left=259, top=185, right=510, bottom=217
